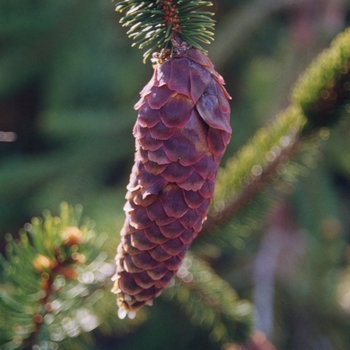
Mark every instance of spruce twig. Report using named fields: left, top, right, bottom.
left=292, top=27, right=350, bottom=132
left=205, top=106, right=305, bottom=234
left=205, top=27, right=350, bottom=233
left=114, top=0, right=215, bottom=62
left=164, top=252, right=253, bottom=343
left=0, top=203, right=111, bottom=349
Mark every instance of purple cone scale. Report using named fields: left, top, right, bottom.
left=112, top=45, right=232, bottom=312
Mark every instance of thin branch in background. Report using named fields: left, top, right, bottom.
left=0, top=131, right=16, bottom=142
left=253, top=204, right=304, bottom=338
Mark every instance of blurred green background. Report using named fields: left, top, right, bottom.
left=1, top=0, right=350, bottom=349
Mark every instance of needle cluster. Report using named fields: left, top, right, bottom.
left=115, top=0, right=215, bottom=62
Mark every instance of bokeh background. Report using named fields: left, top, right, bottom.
left=1, top=0, right=350, bottom=349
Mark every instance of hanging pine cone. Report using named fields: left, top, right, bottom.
left=112, top=41, right=231, bottom=312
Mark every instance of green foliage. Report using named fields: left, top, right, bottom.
left=213, top=106, right=305, bottom=210
left=0, top=203, right=254, bottom=349
left=164, top=252, right=253, bottom=343
left=207, top=27, right=350, bottom=236
left=0, top=203, right=110, bottom=349
left=1, top=0, right=350, bottom=349
left=292, top=28, right=350, bottom=132
left=115, top=0, right=215, bottom=61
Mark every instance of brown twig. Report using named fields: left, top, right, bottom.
left=24, top=247, right=78, bottom=349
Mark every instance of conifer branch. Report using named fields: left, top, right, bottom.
left=114, top=0, right=215, bottom=62
left=0, top=203, right=111, bottom=349
left=164, top=252, right=253, bottom=343
left=204, top=107, right=305, bottom=233
left=292, top=27, right=350, bottom=132
left=205, top=27, right=350, bottom=233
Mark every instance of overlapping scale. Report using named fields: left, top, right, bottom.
left=112, top=46, right=232, bottom=312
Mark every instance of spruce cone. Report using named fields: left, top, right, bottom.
left=112, top=45, right=232, bottom=312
